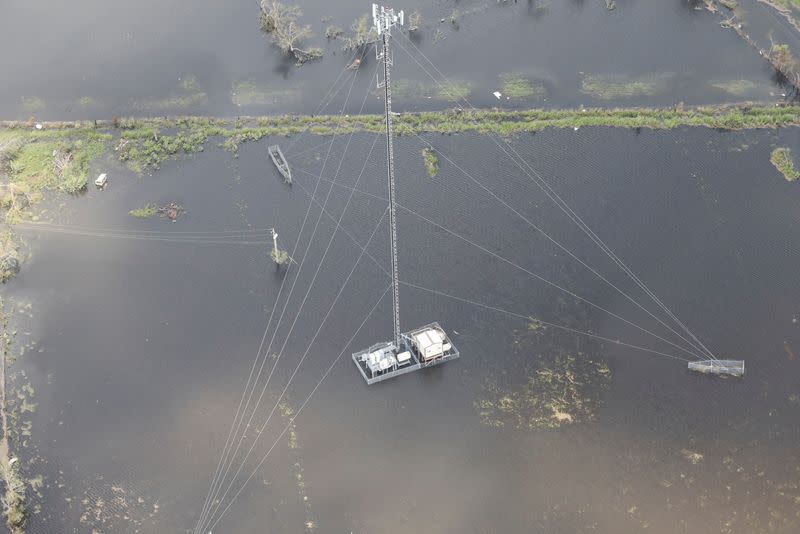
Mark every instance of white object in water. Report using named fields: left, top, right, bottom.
left=688, top=359, right=745, bottom=377
left=94, top=173, right=108, bottom=187
left=493, top=91, right=502, bottom=99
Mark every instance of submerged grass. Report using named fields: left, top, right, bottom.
left=388, top=79, right=472, bottom=101
left=581, top=74, right=669, bottom=99
left=770, top=147, right=800, bottom=181
left=231, top=81, right=299, bottom=107
left=710, top=79, right=760, bottom=96
left=20, top=98, right=44, bottom=113
left=500, top=74, right=547, bottom=99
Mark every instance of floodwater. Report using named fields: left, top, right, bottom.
left=3, top=1, right=800, bottom=533
left=5, top=115, right=800, bottom=533
left=0, top=0, right=791, bottom=120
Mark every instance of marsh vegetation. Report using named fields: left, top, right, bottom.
left=0, top=302, right=27, bottom=534
left=500, top=73, right=547, bottom=99
left=581, top=74, right=669, bottom=99
left=128, top=204, right=158, bottom=218
left=770, top=147, right=800, bottom=181
left=421, top=148, right=438, bottom=177
left=0, top=104, right=798, bottom=223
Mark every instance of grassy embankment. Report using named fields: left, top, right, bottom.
left=770, top=147, right=800, bottom=181
left=2, top=105, right=800, bottom=219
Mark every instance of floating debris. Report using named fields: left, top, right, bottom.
left=476, top=353, right=611, bottom=429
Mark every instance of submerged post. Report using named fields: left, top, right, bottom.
left=373, top=3, right=404, bottom=349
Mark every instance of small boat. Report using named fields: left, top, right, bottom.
left=268, top=145, right=292, bottom=184
left=94, top=173, right=108, bottom=188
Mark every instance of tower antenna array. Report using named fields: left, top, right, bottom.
left=351, top=5, right=460, bottom=385
left=373, top=3, right=403, bottom=348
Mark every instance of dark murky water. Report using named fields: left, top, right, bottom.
left=0, top=0, right=790, bottom=120
left=4, top=1, right=800, bottom=532
left=5, top=118, right=800, bottom=533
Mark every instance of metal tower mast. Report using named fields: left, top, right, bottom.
left=373, top=4, right=404, bottom=348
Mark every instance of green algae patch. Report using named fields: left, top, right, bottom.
left=421, top=148, right=438, bottom=177
left=771, top=147, right=800, bottom=181
left=500, top=73, right=547, bottom=99
left=476, top=354, right=611, bottom=429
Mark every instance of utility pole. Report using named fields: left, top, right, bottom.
left=373, top=3, right=404, bottom=349
left=271, top=228, right=279, bottom=260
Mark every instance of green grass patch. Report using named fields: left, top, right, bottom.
left=421, top=148, right=438, bottom=177
left=500, top=74, right=547, bottom=99
left=5, top=134, right=107, bottom=194
left=581, top=74, right=669, bottom=99
left=78, top=96, right=97, bottom=107
left=770, top=147, right=800, bottom=181
left=129, top=204, right=158, bottom=218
